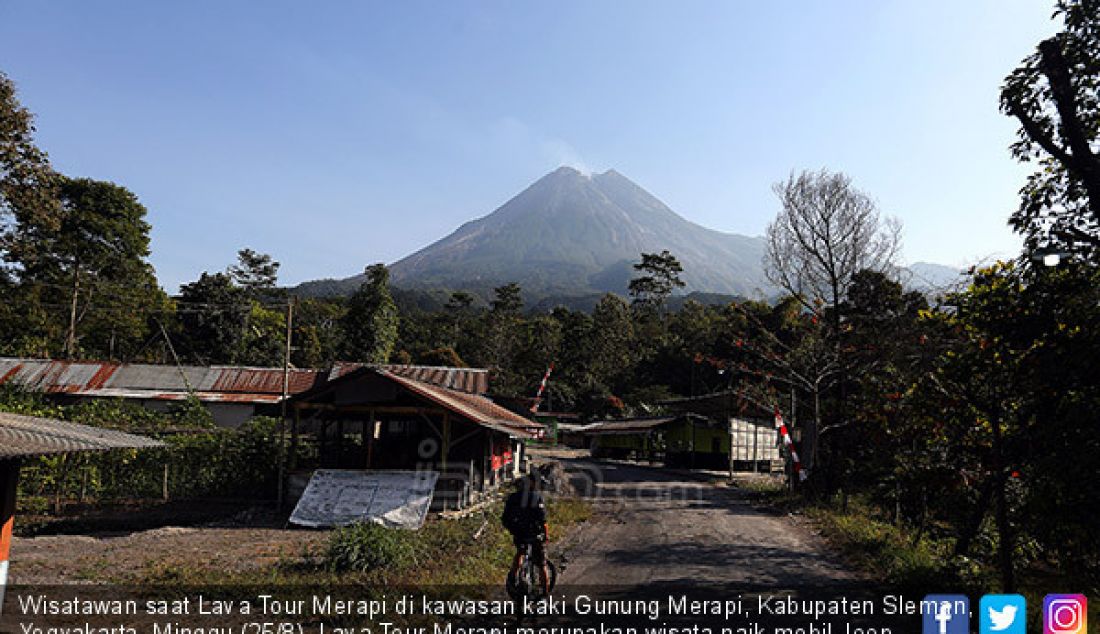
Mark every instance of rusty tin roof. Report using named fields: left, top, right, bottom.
left=0, top=358, right=490, bottom=405
left=376, top=368, right=543, bottom=439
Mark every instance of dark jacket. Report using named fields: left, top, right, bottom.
left=502, top=488, right=547, bottom=538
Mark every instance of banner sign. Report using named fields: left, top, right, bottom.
left=289, top=469, right=439, bottom=529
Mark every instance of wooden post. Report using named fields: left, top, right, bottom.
left=336, top=419, right=344, bottom=469
left=728, top=419, right=735, bottom=481
left=277, top=300, right=293, bottom=509
left=753, top=419, right=759, bottom=474
left=290, top=406, right=300, bottom=470
left=468, top=460, right=475, bottom=502
left=483, top=430, right=491, bottom=491
left=53, top=454, right=65, bottom=514
left=690, top=419, right=696, bottom=470
left=441, top=414, right=451, bottom=510
left=366, top=409, right=376, bottom=469
left=0, top=460, right=20, bottom=614
left=162, top=463, right=169, bottom=501
left=441, top=413, right=451, bottom=473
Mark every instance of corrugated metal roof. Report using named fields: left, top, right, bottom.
left=661, top=389, right=773, bottom=420
left=0, top=412, right=164, bottom=459
left=583, top=414, right=712, bottom=436
left=72, top=388, right=285, bottom=403
left=376, top=368, right=542, bottom=439
left=291, top=366, right=542, bottom=439
left=0, top=358, right=328, bottom=399
left=331, top=362, right=489, bottom=395
left=0, top=358, right=489, bottom=404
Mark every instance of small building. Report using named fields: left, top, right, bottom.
left=531, top=411, right=584, bottom=447
left=585, top=414, right=728, bottom=468
left=662, top=390, right=783, bottom=472
left=284, top=365, right=544, bottom=511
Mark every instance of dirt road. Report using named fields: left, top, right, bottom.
left=553, top=459, right=861, bottom=590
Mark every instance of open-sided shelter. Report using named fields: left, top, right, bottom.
left=0, top=412, right=163, bottom=607
left=284, top=365, right=543, bottom=511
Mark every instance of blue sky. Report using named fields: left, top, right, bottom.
left=0, top=1, right=1058, bottom=291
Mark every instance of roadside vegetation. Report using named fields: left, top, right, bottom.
left=744, top=479, right=1099, bottom=626
left=0, top=388, right=285, bottom=528
left=129, top=497, right=590, bottom=588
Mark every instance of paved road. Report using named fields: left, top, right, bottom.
left=554, top=459, right=861, bottom=590
left=515, top=460, right=906, bottom=629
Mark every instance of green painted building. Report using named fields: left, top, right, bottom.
left=663, top=390, right=784, bottom=472
left=585, top=414, right=731, bottom=469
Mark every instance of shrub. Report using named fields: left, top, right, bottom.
left=325, top=523, right=417, bottom=573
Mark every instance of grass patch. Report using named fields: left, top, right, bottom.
left=326, top=523, right=418, bottom=573
left=743, top=483, right=982, bottom=593
left=802, top=500, right=962, bottom=592
left=128, top=495, right=591, bottom=588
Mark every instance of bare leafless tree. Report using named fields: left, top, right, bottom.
left=762, top=169, right=901, bottom=484
left=765, top=169, right=902, bottom=315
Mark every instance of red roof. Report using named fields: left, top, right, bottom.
left=331, top=362, right=489, bottom=394
left=376, top=368, right=542, bottom=438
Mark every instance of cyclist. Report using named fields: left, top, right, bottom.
left=502, top=473, right=550, bottom=596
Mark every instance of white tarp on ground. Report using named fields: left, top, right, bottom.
left=289, top=469, right=439, bottom=529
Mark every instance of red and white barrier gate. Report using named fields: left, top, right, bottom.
left=774, top=407, right=808, bottom=482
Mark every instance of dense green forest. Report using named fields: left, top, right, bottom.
left=1, top=0, right=1098, bottom=591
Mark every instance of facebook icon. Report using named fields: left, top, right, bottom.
left=922, top=595, right=970, bottom=634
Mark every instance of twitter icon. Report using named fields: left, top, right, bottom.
left=981, top=594, right=1026, bottom=634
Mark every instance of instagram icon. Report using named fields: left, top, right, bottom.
left=1044, top=595, right=1087, bottom=634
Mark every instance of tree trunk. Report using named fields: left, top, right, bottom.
left=954, top=476, right=994, bottom=558
left=799, top=388, right=821, bottom=499
left=994, top=470, right=1015, bottom=592
left=1037, top=39, right=1100, bottom=221
left=990, top=414, right=1016, bottom=592
left=806, top=388, right=821, bottom=470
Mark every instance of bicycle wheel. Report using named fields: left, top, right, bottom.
left=505, top=567, right=528, bottom=599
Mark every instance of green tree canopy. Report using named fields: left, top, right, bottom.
left=1, top=71, right=60, bottom=271
left=15, top=177, right=165, bottom=359
left=292, top=298, right=346, bottom=368
left=177, top=272, right=249, bottom=365
left=1001, top=0, right=1100, bottom=255
left=229, top=248, right=281, bottom=299
left=628, top=250, right=685, bottom=312
left=341, top=263, right=399, bottom=363
left=586, top=293, right=637, bottom=393
left=489, top=282, right=523, bottom=315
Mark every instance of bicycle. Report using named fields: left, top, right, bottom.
left=506, top=541, right=558, bottom=604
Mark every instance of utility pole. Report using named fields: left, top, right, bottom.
left=726, top=390, right=734, bottom=482
left=277, top=299, right=295, bottom=510
left=65, top=268, right=80, bottom=359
